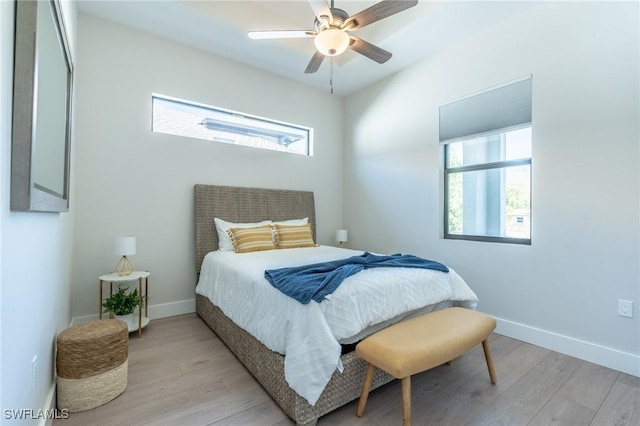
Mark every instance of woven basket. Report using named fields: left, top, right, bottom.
left=56, top=319, right=128, bottom=412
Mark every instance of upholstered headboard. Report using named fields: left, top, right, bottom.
left=194, top=184, right=316, bottom=275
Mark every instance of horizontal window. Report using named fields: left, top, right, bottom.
left=152, top=94, right=312, bottom=156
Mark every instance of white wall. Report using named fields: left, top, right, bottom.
left=71, top=15, right=344, bottom=321
left=344, top=1, right=639, bottom=375
left=1, top=0, right=77, bottom=421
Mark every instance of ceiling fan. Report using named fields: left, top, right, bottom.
left=248, top=0, right=418, bottom=74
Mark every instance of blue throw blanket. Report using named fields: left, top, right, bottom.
left=264, top=252, right=449, bottom=304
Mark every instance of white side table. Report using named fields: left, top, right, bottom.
left=99, top=270, right=150, bottom=338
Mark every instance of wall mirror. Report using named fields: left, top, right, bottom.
left=11, top=0, right=73, bottom=212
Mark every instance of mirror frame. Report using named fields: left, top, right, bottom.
left=11, top=0, right=73, bottom=213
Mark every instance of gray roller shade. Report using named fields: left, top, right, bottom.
left=439, top=76, right=532, bottom=144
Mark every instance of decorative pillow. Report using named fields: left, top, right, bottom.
left=214, top=218, right=271, bottom=251
left=227, top=225, right=276, bottom=253
left=274, top=223, right=315, bottom=249
left=271, top=218, right=308, bottom=243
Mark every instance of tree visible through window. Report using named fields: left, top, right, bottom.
left=440, top=76, right=533, bottom=244
left=445, top=127, right=532, bottom=243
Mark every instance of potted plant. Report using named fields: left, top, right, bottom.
left=102, top=285, right=143, bottom=327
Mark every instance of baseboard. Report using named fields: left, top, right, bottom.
left=496, top=317, right=640, bottom=377
left=72, top=298, right=196, bottom=325
left=71, top=304, right=639, bottom=376
left=40, top=380, right=57, bottom=426
left=148, top=298, right=196, bottom=319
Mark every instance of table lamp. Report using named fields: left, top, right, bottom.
left=114, top=235, right=136, bottom=276
left=336, top=229, right=348, bottom=248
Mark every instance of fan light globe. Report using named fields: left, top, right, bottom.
left=314, top=28, right=350, bottom=56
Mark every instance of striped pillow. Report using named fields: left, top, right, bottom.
left=227, top=225, right=276, bottom=253
left=275, top=224, right=315, bottom=249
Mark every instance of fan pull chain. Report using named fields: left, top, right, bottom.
left=330, top=57, right=334, bottom=94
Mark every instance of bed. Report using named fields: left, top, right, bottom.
left=194, top=184, right=478, bottom=425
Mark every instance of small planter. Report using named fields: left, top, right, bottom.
left=103, top=285, right=142, bottom=322
left=114, top=313, right=135, bottom=328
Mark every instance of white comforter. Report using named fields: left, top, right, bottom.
left=195, top=246, right=478, bottom=405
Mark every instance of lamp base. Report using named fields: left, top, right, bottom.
left=114, top=256, right=133, bottom=276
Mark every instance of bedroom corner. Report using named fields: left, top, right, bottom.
left=1, top=0, right=78, bottom=423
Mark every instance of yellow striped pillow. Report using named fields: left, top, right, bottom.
left=227, top=225, right=276, bottom=253
left=275, top=224, right=315, bottom=249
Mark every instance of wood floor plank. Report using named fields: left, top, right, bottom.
left=52, top=314, right=638, bottom=426
left=319, top=380, right=400, bottom=425
left=92, top=369, right=231, bottom=425
left=530, top=395, right=596, bottom=426
left=527, top=357, right=619, bottom=425
left=617, top=372, right=640, bottom=389
left=590, top=381, right=640, bottom=426
left=458, top=341, right=551, bottom=406
left=147, top=384, right=274, bottom=426
left=207, top=400, right=290, bottom=425
left=463, top=352, right=579, bottom=425
left=407, top=389, right=488, bottom=425
left=555, top=361, right=619, bottom=410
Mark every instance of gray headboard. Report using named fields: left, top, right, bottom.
left=194, top=184, right=316, bottom=275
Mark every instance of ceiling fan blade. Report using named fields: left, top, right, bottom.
left=346, top=0, right=418, bottom=30
left=349, top=36, right=392, bottom=64
left=304, top=51, right=325, bottom=74
left=308, top=0, right=333, bottom=25
left=248, top=30, right=316, bottom=40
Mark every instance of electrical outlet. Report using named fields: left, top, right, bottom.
left=618, top=300, right=633, bottom=318
left=31, top=355, right=38, bottom=390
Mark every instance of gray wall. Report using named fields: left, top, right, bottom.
left=1, top=0, right=77, bottom=417
left=71, top=15, right=345, bottom=321
left=343, top=1, right=639, bottom=374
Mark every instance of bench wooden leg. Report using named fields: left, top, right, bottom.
left=482, top=339, right=497, bottom=384
left=356, top=363, right=377, bottom=417
left=401, top=376, right=411, bottom=426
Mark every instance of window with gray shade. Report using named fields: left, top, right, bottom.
left=152, top=94, right=313, bottom=156
left=442, top=76, right=532, bottom=244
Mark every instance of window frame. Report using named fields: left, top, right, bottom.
left=440, top=76, right=533, bottom=245
left=443, top=131, right=532, bottom=245
left=151, top=94, right=313, bottom=156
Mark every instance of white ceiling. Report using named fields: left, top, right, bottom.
left=76, top=0, right=533, bottom=97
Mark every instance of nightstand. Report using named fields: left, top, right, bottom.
left=99, top=270, right=150, bottom=338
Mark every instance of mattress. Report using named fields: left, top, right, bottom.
left=195, top=245, right=478, bottom=405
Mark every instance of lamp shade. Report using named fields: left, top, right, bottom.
left=114, top=236, right=136, bottom=256
left=336, top=229, right=348, bottom=243
left=314, top=29, right=350, bottom=56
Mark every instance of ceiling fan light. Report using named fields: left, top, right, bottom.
left=314, top=29, right=350, bottom=56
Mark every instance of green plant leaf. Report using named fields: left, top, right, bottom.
left=102, top=286, right=141, bottom=316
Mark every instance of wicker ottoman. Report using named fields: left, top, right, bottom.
left=56, top=319, right=128, bottom=412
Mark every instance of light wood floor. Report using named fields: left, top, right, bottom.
left=54, top=313, right=639, bottom=426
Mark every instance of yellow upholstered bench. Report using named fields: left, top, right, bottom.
left=355, top=307, right=497, bottom=425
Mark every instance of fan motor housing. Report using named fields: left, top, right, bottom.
left=315, top=8, right=350, bottom=31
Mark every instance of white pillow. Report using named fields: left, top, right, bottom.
left=214, top=218, right=272, bottom=251
left=272, top=217, right=308, bottom=226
